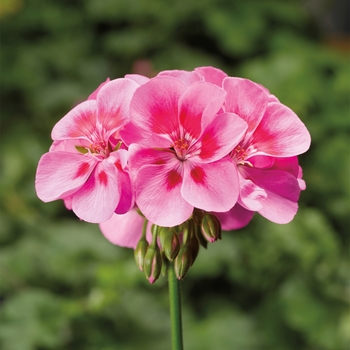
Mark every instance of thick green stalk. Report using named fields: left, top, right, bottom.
left=168, top=263, right=184, bottom=350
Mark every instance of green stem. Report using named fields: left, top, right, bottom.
left=168, top=263, right=184, bottom=350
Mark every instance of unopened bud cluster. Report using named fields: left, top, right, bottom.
left=134, top=210, right=222, bottom=283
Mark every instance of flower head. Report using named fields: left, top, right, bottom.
left=127, top=76, right=248, bottom=226
left=210, top=74, right=311, bottom=228
left=35, top=78, right=138, bottom=223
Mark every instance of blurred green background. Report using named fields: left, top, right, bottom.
left=1, top=0, right=349, bottom=349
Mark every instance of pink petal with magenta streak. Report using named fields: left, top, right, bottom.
left=72, top=160, right=120, bottom=223
left=135, top=162, right=193, bottom=227
left=178, top=81, right=226, bottom=139
left=35, top=151, right=96, bottom=202
left=96, top=78, right=139, bottom=136
left=198, top=112, right=247, bottom=162
left=249, top=102, right=311, bottom=157
left=181, top=158, right=239, bottom=213
left=223, top=77, right=269, bottom=140
left=130, top=76, right=186, bottom=136
left=51, top=100, right=98, bottom=141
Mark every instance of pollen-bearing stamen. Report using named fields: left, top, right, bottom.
left=231, top=145, right=253, bottom=167
left=173, top=138, right=190, bottom=160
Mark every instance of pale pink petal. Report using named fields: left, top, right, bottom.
left=257, top=83, right=279, bottom=103
left=298, top=178, right=306, bottom=191
left=99, top=210, right=152, bottom=248
left=35, top=152, right=97, bottom=202
left=298, top=166, right=306, bottom=190
left=96, top=78, right=138, bottom=135
left=135, top=163, right=193, bottom=227
left=198, top=112, right=247, bottom=162
left=250, top=102, right=311, bottom=157
left=195, top=66, right=228, bottom=86
left=223, top=77, right=269, bottom=140
left=178, top=81, right=226, bottom=139
left=157, top=70, right=203, bottom=86
left=268, top=94, right=279, bottom=103
left=237, top=173, right=267, bottom=211
left=51, top=100, right=98, bottom=140
left=63, top=196, right=73, bottom=210
left=259, top=193, right=299, bottom=224
left=124, top=74, right=150, bottom=85
left=181, top=158, right=239, bottom=213
left=72, top=160, right=120, bottom=223
left=130, top=76, right=186, bottom=135
left=214, top=204, right=255, bottom=230
left=241, top=167, right=301, bottom=224
left=88, top=78, right=110, bottom=100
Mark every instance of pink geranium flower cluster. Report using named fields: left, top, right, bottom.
left=35, top=66, right=310, bottom=249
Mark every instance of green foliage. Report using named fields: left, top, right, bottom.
left=1, top=0, right=348, bottom=349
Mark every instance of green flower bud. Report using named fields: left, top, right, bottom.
left=201, top=213, right=222, bottom=243
left=189, top=234, right=200, bottom=266
left=144, top=244, right=162, bottom=284
left=174, top=243, right=193, bottom=280
left=134, top=237, right=149, bottom=271
left=163, top=230, right=180, bottom=261
left=158, top=226, right=170, bottom=248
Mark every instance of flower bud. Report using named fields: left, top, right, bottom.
left=163, top=230, right=180, bottom=261
left=189, top=234, right=200, bottom=266
left=174, top=243, right=193, bottom=280
left=134, top=237, right=149, bottom=272
left=158, top=226, right=170, bottom=248
left=144, top=244, right=162, bottom=284
left=201, top=213, right=222, bottom=243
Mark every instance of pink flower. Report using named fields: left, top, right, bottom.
left=215, top=77, right=311, bottom=228
left=127, top=76, right=248, bottom=227
left=35, top=78, right=138, bottom=223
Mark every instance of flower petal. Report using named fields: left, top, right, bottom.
left=157, top=69, right=203, bottom=86
left=35, top=152, right=96, bottom=202
left=214, top=204, right=255, bottom=230
left=223, top=77, right=269, bottom=140
left=250, top=102, right=311, bottom=157
left=51, top=100, right=98, bottom=141
left=72, top=160, right=120, bottom=223
left=96, top=78, right=138, bottom=135
left=181, top=158, right=239, bottom=212
left=241, top=166, right=301, bottom=224
left=135, top=163, right=193, bottom=227
left=130, top=76, right=186, bottom=135
left=49, top=139, right=90, bottom=153
left=128, top=144, right=177, bottom=184
left=109, top=150, right=134, bottom=214
left=179, top=81, right=226, bottom=139
left=194, top=66, right=228, bottom=86
left=237, top=173, right=267, bottom=211
left=124, top=74, right=150, bottom=85
left=99, top=210, right=152, bottom=248
left=198, top=112, right=247, bottom=162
